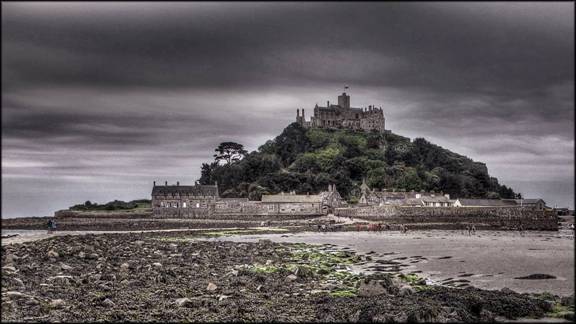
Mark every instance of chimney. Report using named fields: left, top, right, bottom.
left=177, top=181, right=179, bottom=186
left=327, top=100, right=330, bottom=107
left=297, top=108, right=300, bottom=117
left=302, top=109, right=305, bottom=120
left=165, top=181, right=168, bottom=186
left=153, top=181, right=156, bottom=186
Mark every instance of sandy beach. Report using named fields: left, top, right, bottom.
left=213, top=229, right=575, bottom=297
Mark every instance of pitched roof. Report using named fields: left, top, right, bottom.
left=152, top=185, right=218, bottom=197
left=261, top=194, right=322, bottom=203
left=456, top=199, right=517, bottom=207
left=421, top=196, right=452, bottom=203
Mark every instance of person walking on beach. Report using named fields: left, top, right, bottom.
left=466, top=225, right=471, bottom=236
left=519, top=224, right=525, bottom=237
left=47, top=219, right=53, bottom=234
left=47, top=218, right=56, bottom=234
left=471, top=225, right=476, bottom=235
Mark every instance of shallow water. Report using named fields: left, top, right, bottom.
left=212, top=229, right=575, bottom=297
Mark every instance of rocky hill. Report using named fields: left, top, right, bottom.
left=199, top=123, right=516, bottom=202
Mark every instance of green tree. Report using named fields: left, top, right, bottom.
left=213, top=142, right=248, bottom=165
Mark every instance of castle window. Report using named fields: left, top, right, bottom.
left=183, top=202, right=187, bottom=208
left=356, top=114, right=359, bottom=119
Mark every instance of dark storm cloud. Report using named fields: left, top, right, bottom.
left=2, top=2, right=574, bottom=217
left=3, top=2, right=572, bottom=92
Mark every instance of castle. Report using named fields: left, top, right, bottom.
left=296, top=92, right=385, bottom=132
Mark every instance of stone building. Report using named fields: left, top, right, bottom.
left=319, top=184, right=346, bottom=213
left=151, top=181, right=219, bottom=218
left=453, top=199, right=518, bottom=208
left=296, top=92, right=385, bottom=133
left=261, top=192, right=323, bottom=215
left=359, top=179, right=450, bottom=206
left=502, top=199, right=547, bottom=210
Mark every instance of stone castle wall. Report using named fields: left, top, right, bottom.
left=334, top=206, right=558, bottom=230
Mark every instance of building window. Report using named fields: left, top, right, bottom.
left=196, top=203, right=200, bottom=208
left=183, top=202, right=187, bottom=208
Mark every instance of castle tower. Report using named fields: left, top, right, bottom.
left=338, top=92, right=350, bottom=109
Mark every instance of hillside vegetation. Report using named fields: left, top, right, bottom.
left=69, top=199, right=151, bottom=211
left=199, top=123, right=516, bottom=202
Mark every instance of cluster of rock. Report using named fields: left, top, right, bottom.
left=1, top=232, right=568, bottom=322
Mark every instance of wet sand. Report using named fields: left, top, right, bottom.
left=214, top=229, right=574, bottom=296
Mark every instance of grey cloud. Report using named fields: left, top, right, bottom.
left=1, top=2, right=574, bottom=217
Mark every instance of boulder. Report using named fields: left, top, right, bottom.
left=47, top=250, right=59, bottom=258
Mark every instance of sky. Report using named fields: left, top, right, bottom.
left=2, top=2, right=574, bottom=218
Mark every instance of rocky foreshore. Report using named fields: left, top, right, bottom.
left=1, top=231, right=573, bottom=322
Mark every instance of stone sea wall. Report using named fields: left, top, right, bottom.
left=335, top=206, right=558, bottom=230
left=54, top=209, right=152, bottom=219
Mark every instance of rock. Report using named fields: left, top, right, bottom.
left=78, top=252, right=86, bottom=259
left=4, top=254, right=15, bottom=265
left=561, top=295, right=574, bottom=307
left=86, top=253, right=99, bottom=260
left=120, top=263, right=130, bottom=271
left=358, top=279, right=394, bottom=297
left=399, top=285, right=415, bottom=296
left=256, top=285, right=263, bottom=291
left=47, top=275, right=73, bottom=285
left=175, top=297, right=193, bottom=307
left=294, top=266, right=313, bottom=278
left=134, top=240, right=145, bottom=246
left=152, top=262, right=163, bottom=269
left=2, top=266, right=18, bottom=273
left=218, top=295, right=231, bottom=301
left=286, top=274, right=298, bottom=282
left=102, top=298, right=115, bottom=307
left=4, top=291, right=32, bottom=299
left=479, top=309, right=495, bottom=321
left=47, top=250, right=59, bottom=258
left=500, top=287, right=515, bottom=294
left=12, top=278, right=25, bottom=288
left=60, top=263, right=73, bottom=270
left=50, top=299, right=66, bottom=308
left=265, top=259, right=273, bottom=265
left=207, top=282, right=218, bottom=291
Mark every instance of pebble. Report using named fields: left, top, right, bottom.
left=207, top=282, right=218, bottom=291
left=286, top=274, right=298, bottom=281
left=47, top=250, right=59, bottom=258
left=60, top=263, right=73, bottom=270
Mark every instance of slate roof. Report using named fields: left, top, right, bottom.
left=152, top=185, right=218, bottom=197
left=421, top=196, right=453, bottom=203
left=261, top=194, right=322, bottom=203
left=456, top=199, right=517, bottom=207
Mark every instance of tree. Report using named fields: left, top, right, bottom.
left=213, top=142, right=248, bottom=165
